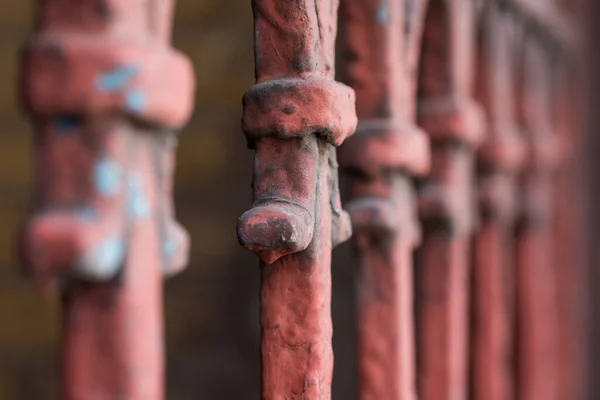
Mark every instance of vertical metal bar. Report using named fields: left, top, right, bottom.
left=237, top=1, right=357, bottom=398
left=416, top=1, right=484, bottom=399
left=552, top=66, right=583, bottom=400
left=515, top=31, right=559, bottom=400
left=19, top=1, right=194, bottom=398
left=551, top=0, right=589, bottom=400
left=337, top=0, right=430, bottom=399
left=472, top=7, right=523, bottom=400
left=550, top=8, right=588, bottom=393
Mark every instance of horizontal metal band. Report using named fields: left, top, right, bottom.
left=242, top=76, right=357, bottom=146
left=22, top=33, right=195, bottom=129
left=478, top=124, right=527, bottom=172
left=339, top=119, right=431, bottom=178
left=418, top=96, right=486, bottom=149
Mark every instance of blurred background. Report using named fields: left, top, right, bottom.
left=0, top=1, right=598, bottom=399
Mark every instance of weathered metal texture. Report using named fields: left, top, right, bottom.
left=472, top=6, right=524, bottom=400
left=337, top=0, right=430, bottom=398
left=18, top=1, right=194, bottom=398
left=415, top=1, right=485, bottom=399
left=514, top=30, right=560, bottom=400
left=237, top=1, right=357, bottom=398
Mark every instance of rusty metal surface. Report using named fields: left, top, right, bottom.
left=237, top=0, right=357, bottom=398
left=415, top=1, right=484, bottom=399
left=18, top=0, right=194, bottom=398
left=471, top=6, right=524, bottom=400
left=337, top=0, right=429, bottom=398
left=514, top=30, right=560, bottom=400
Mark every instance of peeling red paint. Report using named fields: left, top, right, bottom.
left=238, top=1, right=357, bottom=398
left=19, top=1, right=193, bottom=398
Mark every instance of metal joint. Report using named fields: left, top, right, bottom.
left=418, top=96, right=487, bottom=149
left=238, top=75, right=356, bottom=265
left=339, top=119, right=431, bottom=179
left=19, top=2, right=193, bottom=285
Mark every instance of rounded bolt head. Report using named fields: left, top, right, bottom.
left=237, top=202, right=314, bottom=265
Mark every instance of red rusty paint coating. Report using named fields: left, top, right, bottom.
left=416, top=1, right=484, bottom=399
left=514, top=31, right=560, bottom=400
left=18, top=0, right=193, bottom=398
left=472, top=7, right=524, bottom=400
left=237, top=0, right=357, bottom=398
left=337, top=0, right=430, bottom=398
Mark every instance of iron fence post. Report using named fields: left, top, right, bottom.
left=551, top=32, right=588, bottom=400
left=18, top=1, right=194, bottom=398
left=515, top=30, right=560, bottom=400
left=337, top=0, right=430, bottom=398
left=416, top=1, right=484, bottom=399
left=472, top=6, right=524, bottom=400
left=238, top=1, right=357, bottom=398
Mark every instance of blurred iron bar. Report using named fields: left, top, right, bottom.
left=514, top=26, right=560, bottom=400
left=338, top=0, right=430, bottom=398
left=18, top=1, right=194, bottom=398
left=413, top=1, right=484, bottom=399
left=472, top=4, right=524, bottom=400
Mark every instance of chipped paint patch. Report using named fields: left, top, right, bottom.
left=95, top=64, right=140, bottom=92
left=377, top=1, right=390, bottom=24
left=76, top=206, right=100, bottom=223
left=76, top=236, right=125, bottom=281
left=55, top=116, right=81, bottom=132
left=163, top=236, right=176, bottom=258
left=94, top=158, right=121, bottom=197
left=128, top=173, right=150, bottom=218
left=125, top=88, right=147, bottom=112
left=162, top=236, right=177, bottom=272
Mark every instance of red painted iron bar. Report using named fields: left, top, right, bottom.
left=472, top=6, right=524, bottom=400
left=514, top=31, right=560, bottom=400
left=338, top=0, right=430, bottom=398
left=237, top=1, right=357, bottom=398
left=416, top=1, right=485, bottom=399
left=19, top=0, right=193, bottom=398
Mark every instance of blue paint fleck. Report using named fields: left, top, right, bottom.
left=125, top=88, right=147, bottom=113
left=76, top=206, right=100, bottom=222
left=163, top=237, right=176, bottom=258
left=76, top=236, right=125, bottom=281
left=55, top=116, right=81, bottom=132
left=377, top=1, right=390, bottom=24
left=128, top=174, right=150, bottom=218
left=95, top=64, right=140, bottom=92
left=94, top=158, right=121, bottom=197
